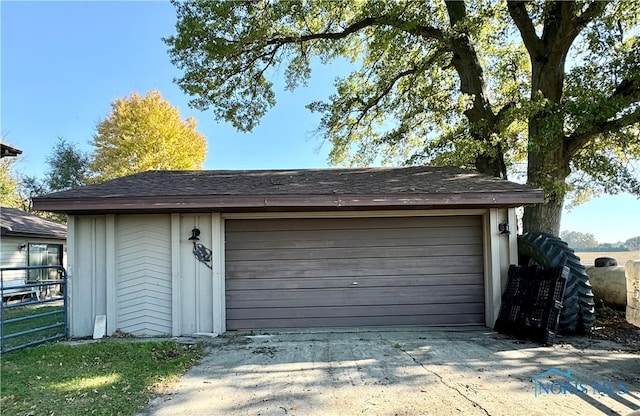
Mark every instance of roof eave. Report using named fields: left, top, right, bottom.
left=0, top=230, right=67, bottom=239
left=33, top=191, right=544, bottom=214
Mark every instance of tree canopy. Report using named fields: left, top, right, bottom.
left=47, top=137, right=90, bottom=192
left=0, top=154, right=20, bottom=208
left=166, top=0, right=640, bottom=235
left=560, top=230, right=598, bottom=249
left=90, top=90, right=208, bottom=182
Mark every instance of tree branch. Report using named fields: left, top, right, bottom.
left=576, top=1, right=608, bottom=27
left=565, top=107, right=640, bottom=155
left=445, top=1, right=495, bottom=125
left=354, top=68, right=420, bottom=125
left=265, top=15, right=443, bottom=47
left=507, top=1, right=544, bottom=58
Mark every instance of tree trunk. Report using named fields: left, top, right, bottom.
left=523, top=68, right=569, bottom=236
left=522, top=197, right=563, bottom=236
left=508, top=2, right=590, bottom=236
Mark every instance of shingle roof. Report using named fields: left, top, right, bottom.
left=0, top=143, right=22, bottom=158
left=0, top=207, right=66, bottom=239
left=33, top=166, right=542, bottom=214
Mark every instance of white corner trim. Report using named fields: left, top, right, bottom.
left=170, top=213, right=182, bottom=336
left=211, top=213, right=225, bottom=334
left=105, top=214, right=116, bottom=335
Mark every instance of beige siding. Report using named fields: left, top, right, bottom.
left=116, top=215, right=172, bottom=336
left=69, top=216, right=108, bottom=337
left=226, top=216, right=485, bottom=330
left=0, top=236, right=28, bottom=281
left=177, top=214, right=216, bottom=335
left=1, top=236, right=67, bottom=282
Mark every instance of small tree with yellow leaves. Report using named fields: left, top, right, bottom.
left=90, top=91, right=208, bottom=182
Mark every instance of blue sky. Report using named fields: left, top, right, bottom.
left=1, top=1, right=638, bottom=243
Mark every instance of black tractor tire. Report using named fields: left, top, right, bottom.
left=517, top=232, right=596, bottom=335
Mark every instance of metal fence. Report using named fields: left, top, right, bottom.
left=1, top=266, right=67, bottom=353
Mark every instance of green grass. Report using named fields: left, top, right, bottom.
left=0, top=340, right=205, bottom=416
left=1, top=304, right=65, bottom=350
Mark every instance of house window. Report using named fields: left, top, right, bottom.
left=27, top=243, right=63, bottom=282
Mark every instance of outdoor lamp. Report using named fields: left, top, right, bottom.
left=188, top=227, right=201, bottom=241
left=498, top=222, right=511, bottom=235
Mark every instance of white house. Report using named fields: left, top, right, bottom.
left=0, top=207, right=67, bottom=283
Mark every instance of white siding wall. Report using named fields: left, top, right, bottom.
left=484, top=208, right=518, bottom=327
left=1, top=236, right=67, bottom=282
left=68, top=213, right=224, bottom=337
left=0, top=236, right=28, bottom=281
left=176, top=214, right=224, bottom=336
left=68, top=216, right=107, bottom=337
left=67, top=209, right=516, bottom=337
left=116, top=215, right=172, bottom=336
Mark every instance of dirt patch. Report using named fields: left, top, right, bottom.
left=590, top=307, right=640, bottom=353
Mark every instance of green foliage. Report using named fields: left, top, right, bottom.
left=560, top=230, right=599, bottom=249
left=46, top=137, right=90, bottom=191
left=90, top=91, right=208, bottom=182
left=626, top=236, right=640, bottom=250
left=17, top=175, right=48, bottom=212
left=166, top=0, right=640, bottom=234
left=0, top=157, right=21, bottom=208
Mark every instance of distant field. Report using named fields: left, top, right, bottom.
left=575, top=251, right=640, bottom=265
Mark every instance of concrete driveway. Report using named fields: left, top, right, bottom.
left=139, top=329, right=640, bottom=416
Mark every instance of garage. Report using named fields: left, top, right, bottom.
left=33, top=166, right=543, bottom=337
left=225, top=216, right=484, bottom=330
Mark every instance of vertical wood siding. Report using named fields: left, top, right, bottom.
left=225, top=216, right=485, bottom=330
left=71, top=216, right=107, bottom=337
left=116, top=215, right=172, bottom=336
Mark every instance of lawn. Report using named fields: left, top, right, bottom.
left=0, top=340, right=205, bottom=416
left=1, top=304, right=65, bottom=351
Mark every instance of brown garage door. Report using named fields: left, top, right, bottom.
left=225, top=216, right=484, bottom=330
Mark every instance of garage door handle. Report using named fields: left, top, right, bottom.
left=352, top=281, right=358, bottom=285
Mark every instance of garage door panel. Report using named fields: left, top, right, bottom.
left=225, top=216, right=485, bottom=330
left=226, top=244, right=483, bottom=261
left=230, top=313, right=485, bottom=329
left=226, top=264, right=483, bottom=279
left=227, top=274, right=484, bottom=290
left=226, top=226, right=481, bottom=245
left=227, top=287, right=484, bottom=307
left=228, top=294, right=484, bottom=310
left=227, top=302, right=485, bottom=320
left=226, top=256, right=483, bottom=275
left=226, top=216, right=481, bottom=232
left=226, top=235, right=483, bottom=251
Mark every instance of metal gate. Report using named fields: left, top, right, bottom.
left=1, top=266, right=67, bottom=353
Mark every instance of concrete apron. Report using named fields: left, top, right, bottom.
left=138, top=329, right=640, bottom=416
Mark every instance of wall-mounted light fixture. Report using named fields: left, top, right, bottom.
left=188, top=227, right=201, bottom=241
left=188, top=227, right=212, bottom=269
left=19, top=243, right=27, bottom=251
left=498, top=222, right=511, bottom=235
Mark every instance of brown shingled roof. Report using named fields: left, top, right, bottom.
left=0, top=207, right=66, bottom=239
left=33, top=166, right=542, bottom=214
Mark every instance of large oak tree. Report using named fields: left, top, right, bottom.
left=165, top=0, right=640, bottom=235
